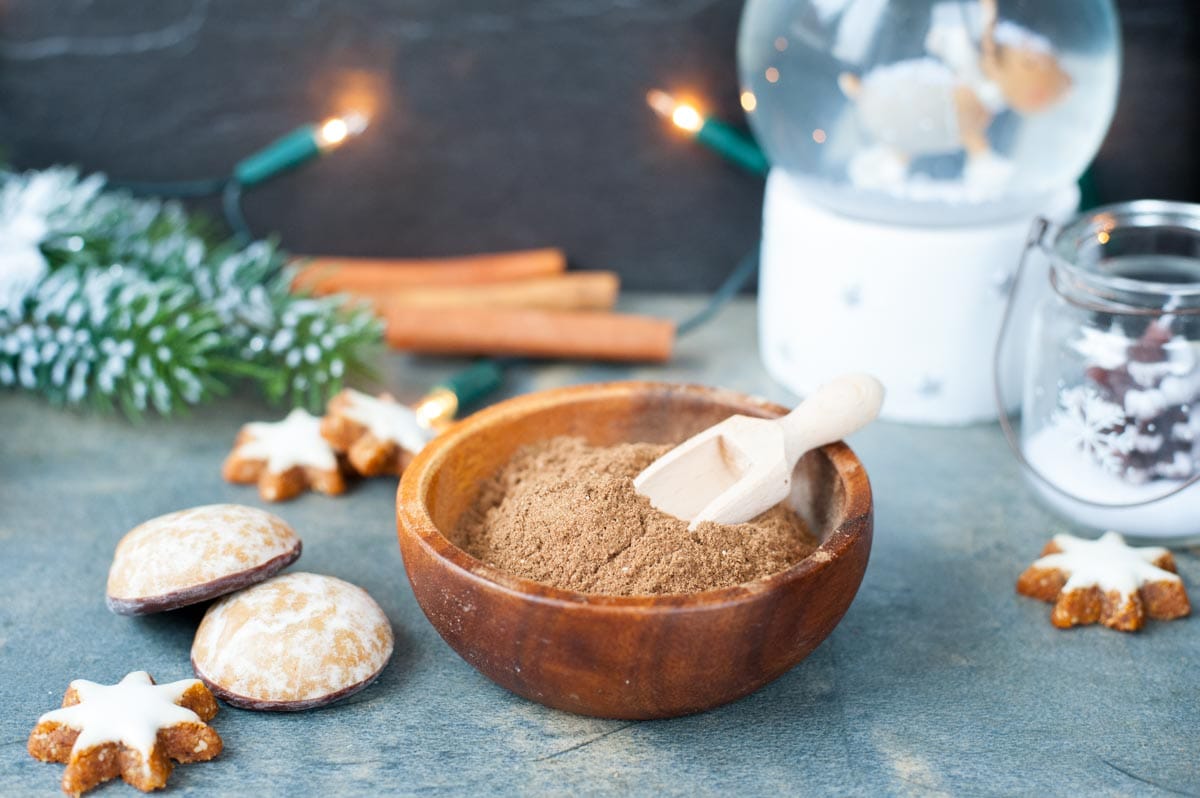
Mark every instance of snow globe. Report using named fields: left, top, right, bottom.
left=738, top=0, right=1121, bottom=423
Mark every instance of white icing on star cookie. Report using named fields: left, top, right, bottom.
left=1018, top=531, right=1191, bottom=631
left=339, top=389, right=431, bottom=454
left=235, top=408, right=337, bottom=472
left=1033, top=531, right=1181, bottom=596
left=38, top=672, right=205, bottom=758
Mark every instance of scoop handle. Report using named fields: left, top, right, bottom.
left=779, top=373, right=885, bottom=464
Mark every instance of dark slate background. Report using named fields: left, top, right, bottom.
left=0, top=0, right=1196, bottom=290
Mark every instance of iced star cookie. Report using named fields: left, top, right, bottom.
left=191, top=572, right=394, bottom=711
left=107, top=504, right=302, bottom=615
left=223, top=408, right=346, bottom=501
left=1017, top=531, right=1191, bottom=631
left=320, top=389, right=432, bottom=477
left=27, top=671, right=222, bottom=796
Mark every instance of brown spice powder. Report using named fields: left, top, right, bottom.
left=452, top=436, right=820, bottom=596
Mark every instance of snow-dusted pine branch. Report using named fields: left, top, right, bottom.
left=0, top=167, right=381, bottom=416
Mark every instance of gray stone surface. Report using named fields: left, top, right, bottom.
left=2, top=295, right=1197, bottom=797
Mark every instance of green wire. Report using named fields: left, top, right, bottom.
left=676, top=246, right=759, bottom=337
left=108, top=173, right=255, bottom=245
left=221, top=182, right=253, bottom=246
left=108, top=176, right=229, bottom=198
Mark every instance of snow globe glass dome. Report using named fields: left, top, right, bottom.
left=738, top=0, right=1121, bottom=225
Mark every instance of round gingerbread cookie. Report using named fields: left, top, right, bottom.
left=107, top=504, right=302, bottom=616
left=190, top=572, right=394, bottom=711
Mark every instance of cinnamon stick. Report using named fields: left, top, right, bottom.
left=292, top=248, right=566, bottom=295
left=383, top=306, right=675, bottom=363
left=386, top=272, right=619, bottom=312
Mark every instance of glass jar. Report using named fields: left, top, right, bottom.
left=998, top=201, right=1200, bottom=543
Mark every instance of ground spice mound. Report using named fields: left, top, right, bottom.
left=453, top=436, right=820, bottom=596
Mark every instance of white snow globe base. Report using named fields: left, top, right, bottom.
left=758, top=168, right=1079, bottom=425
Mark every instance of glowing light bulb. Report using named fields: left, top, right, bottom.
left=646, top=90, right=703, bottom=133
left=414, top=389, right=459, bottom=432
left=671, top=105, right=703, bottom=133
left=318, top=118, right=349, bottom=146
left=316, top=112, right=369, bottom=150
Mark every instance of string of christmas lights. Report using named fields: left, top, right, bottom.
left=0, top=94, right=766, bottom=422
left=112, top=112, right=369, bottom=243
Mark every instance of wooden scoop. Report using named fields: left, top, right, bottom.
left=634, top=374, right=884, bottom=529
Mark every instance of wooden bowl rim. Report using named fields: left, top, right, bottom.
left=396, top=381, right=873, bottom=612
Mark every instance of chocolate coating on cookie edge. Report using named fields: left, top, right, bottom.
left=190, top=657, right=387, bottom=711
left=107, top=542, right=302, bottom=616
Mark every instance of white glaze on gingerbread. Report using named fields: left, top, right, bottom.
left=1033, top=531, right=1181, bottom=596
left=235, top=408, right=337, bottom=472
left=38, top=672, right=204, bottom=759
left=107, top=504, right=300, bottom=603
left=339, top=389, right=431, bottom=454
left=191, top=572, right=393, bottom=708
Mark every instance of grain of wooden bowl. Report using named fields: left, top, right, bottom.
left=396, top=381, right=873, bottom=720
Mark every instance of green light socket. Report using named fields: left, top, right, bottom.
left=233, top=125, right=321, bottom=187
left=696, top=119, right=769, bottom=176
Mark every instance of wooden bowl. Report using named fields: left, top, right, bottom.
left=396, top=382, right=873, bottom=719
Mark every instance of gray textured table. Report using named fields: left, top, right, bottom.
left=2, top=295, right=1197, bottom=797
